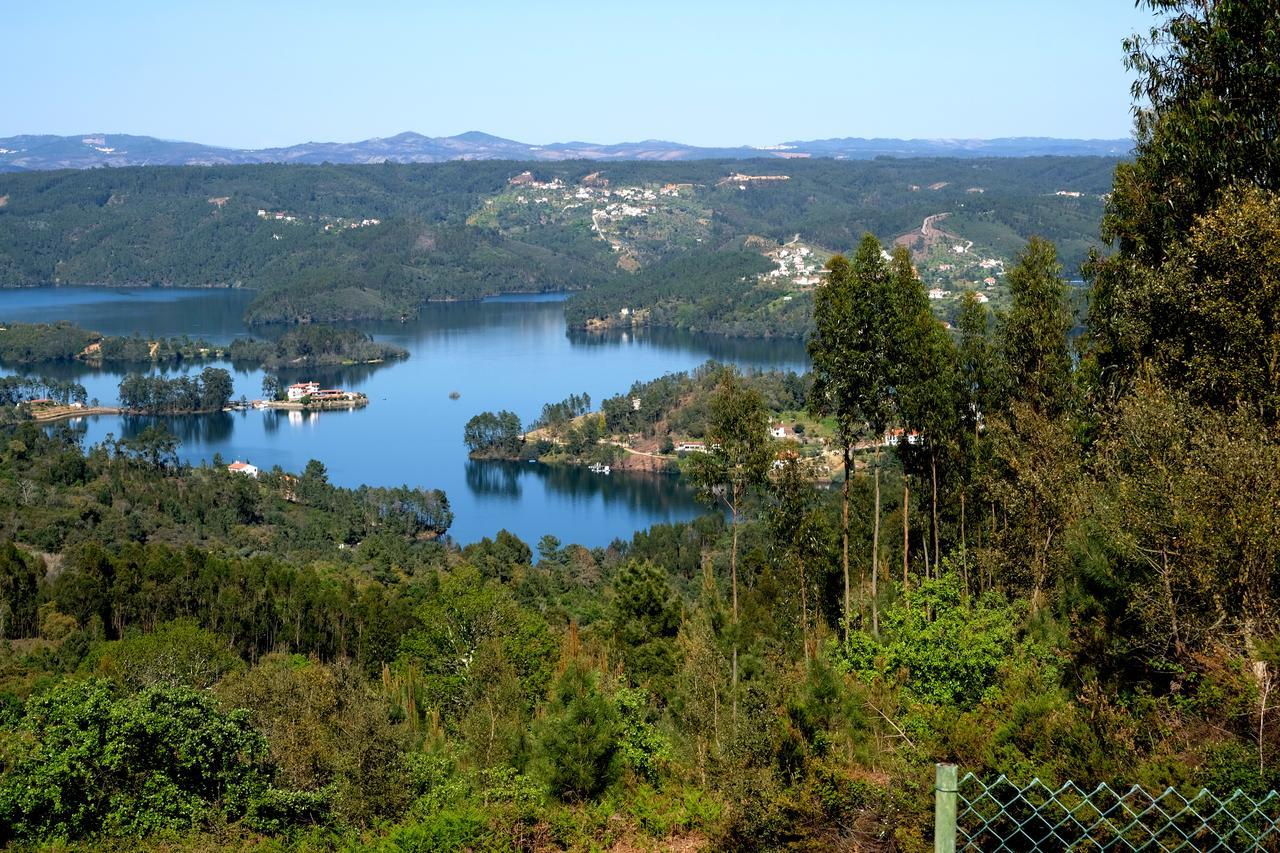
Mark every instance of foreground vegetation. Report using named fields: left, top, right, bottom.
left=2, top=3, right=1279, bottom=849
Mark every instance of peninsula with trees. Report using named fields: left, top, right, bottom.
left=0, top=321, right=406, bottom=369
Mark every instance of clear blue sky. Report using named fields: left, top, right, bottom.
left=3, top=1, right=1157, bottom=147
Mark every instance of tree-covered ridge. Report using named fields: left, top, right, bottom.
left=0, top=157, right=1116, bottom=327
left=227, top=326, right=407, bottom=369
left=0, top=321, right=407, bottom=375
left=562, top=249, right=797, bottom=337
left=0, top=320, right=229, bottom=365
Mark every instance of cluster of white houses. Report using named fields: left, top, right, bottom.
left=674, top=425, right=919, bottom=456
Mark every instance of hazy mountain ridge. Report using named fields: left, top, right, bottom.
left=0, top=131, right=1132, bottom=171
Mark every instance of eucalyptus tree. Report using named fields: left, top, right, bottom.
left=687, top=368, right=771, bottom=710
left=807, top=236, right=893, bottom=639
left=956, top=292, right=996, bottom=561
left=884, top=247, right=961, bottom=583
left=1106, top=0, right=1280, bottom=270
left=1089, top=0, right=1280, bottom=402
left=989, top=238, right=1078, bottom=607
left=767, top=452, right=832, bottom=661
left=998, top=237, right=1073, bottom=421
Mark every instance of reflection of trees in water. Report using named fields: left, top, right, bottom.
left=466, top=460, right=522, bottom=499
left=118, top=412, right=234, bottom=445
left=49, top=419, right=90, bottom=443
left=466, top=459, right=702, bottom=516
left=353, top=298, right=569, bottom=350
left=259, top=359, right=398, bottom=390
left=565, top=327, right=808, bottom=370
left=1, top=287, right=258, bottom=344
left=0, top=361, right=97, bottom=383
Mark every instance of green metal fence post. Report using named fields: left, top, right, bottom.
left=935, top=762, right=958, bottom=853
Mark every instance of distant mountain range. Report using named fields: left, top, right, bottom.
left=0, top=131, right=1132, bottom=171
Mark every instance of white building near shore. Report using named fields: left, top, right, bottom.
left=287, top=381, right=321, bottom=402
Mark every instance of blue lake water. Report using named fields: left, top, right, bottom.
left=0, top=287, right=809, bottom=546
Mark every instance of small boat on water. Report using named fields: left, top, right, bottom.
left=588, top=462, right=611, bottom=475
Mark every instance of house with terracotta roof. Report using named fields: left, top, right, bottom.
left=286, top=382, right=321, bottom=402
left=227, top=460, right=260, bottom=478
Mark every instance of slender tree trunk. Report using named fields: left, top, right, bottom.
left=989, top=501, right=997, bottom=591
left=800, top=557, right=810, bottom=664
left=713, top=684, right=720, bottom=754
left=841, top=444, right=852, bottom=641
left=902, top=477, right=910, bottom=599
left=931, top=452, right=940, bottom=578
left=732, top=647, right=738, bottom=729
left=923, top=521, right=931, bottom=583
left=1162, top=548, right=1183, bottom=659
left=960, top=490, right=968, bottom=595
left=730, top=505, right=739, bottom=621
left=730, top=500, right=739, bottom=729
left=871, top=445, right=881, bottom=638
left=1257, top=662, right=1272, bottom=776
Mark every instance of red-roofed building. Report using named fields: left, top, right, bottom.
left=286, top=382, right=321, bottom=402
left=884, top=428, right=922, bottom=447
left=228, top=460, right=260, bottom=478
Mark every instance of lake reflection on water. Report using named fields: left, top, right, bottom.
left=2, top=286, right=808, bottom=546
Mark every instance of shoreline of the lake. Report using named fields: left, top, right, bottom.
left=0, top=285, right=808, bottom=546
left=29, top=404, right=122, bottom=423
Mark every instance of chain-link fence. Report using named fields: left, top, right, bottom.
left=934, top=764, right=1280, bottom=851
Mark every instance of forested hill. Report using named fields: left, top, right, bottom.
left=0, top=156, right=1117, bottom=326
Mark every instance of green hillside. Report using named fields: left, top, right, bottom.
left=0, top=157, right=1118, bottom=328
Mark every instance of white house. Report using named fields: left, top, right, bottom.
left=287, top=381, right=321, bottom=402
left=884, top=428, right=922, bottom=447
left=228, top=460, right=259, bottom=478
left=676, top=442, right=707, bottom=453
left=770, top=425, right=788, bottom=439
